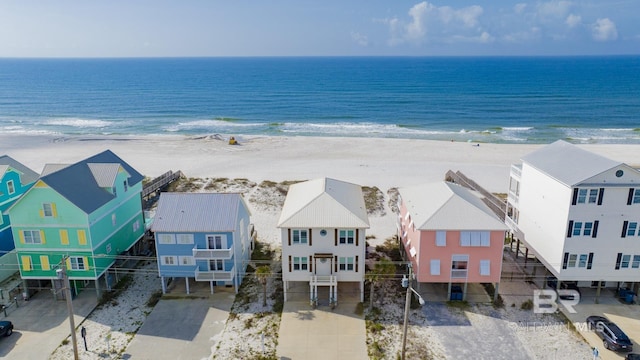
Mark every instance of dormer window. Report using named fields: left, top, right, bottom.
left=7, top=180, right=15, bottom=195
left=112, top=186, right=117, bottom=196
left=124, top=180, right=128, bottom=192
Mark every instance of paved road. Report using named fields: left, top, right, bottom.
left=124, top=292, right=235, bottom=360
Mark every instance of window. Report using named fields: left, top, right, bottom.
left=583, top=222, right=593, bottom=236
left=451, top=255, right=468, bottom=278
left=293, top=257, right=308, bottom=271
left=112, top=213, right=116, bottom=226
left=627, top=222, right=638, bottom=237
left=161, top=256, right=177, bottom=266
left=460, top=231, right=490, bottom=247
left=436, top=231, right=446, bottom=247
left=568, top=254, right=577, bottom=267
left=577, top=189, right=587, bottom=204
left=573, top=222, right=583, bottom=236
left=42, top=203, right=54, bottom=217
left=578, top=254, right=588, bottom=268
left=133, top=220, right=140, bottom=232
left=209, top=259, right=224, bottom=271
left=112, top=186, right=117, bottom=196
left=480, top=260, right=490, bottom=276
left=177, top=234, right=194, bottom=244
left=621, top=255, right=631, bottom=268
left=123, top=180, right=128, bottom=192
left=292, top=229, right=308, bottom=244
left=69, top=257, right=86, bottom=270
left=633, top=189, right=640, bottom=204
left=7, top=180, right=15, bottom=195
left=179, top=256, right=195, bottom=266
left=339, top=257, right=354, bottom=271
left=158, top=234, right=176, bottom=244
left=632, top=255, right=640, bottom=269
left=23, top=230, right=42, bottom=244
left=207, top=235, right=225, bottom=249
left=339, top=230, right=355, bottom=244
left=588, top=189, right=598, bottom=203
left=430, top=259, right=440, bottom=275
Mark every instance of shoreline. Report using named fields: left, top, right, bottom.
left=2, top=133, right=639, bottom=194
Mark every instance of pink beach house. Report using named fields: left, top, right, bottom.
left=397, top=182, right=507, bottom=301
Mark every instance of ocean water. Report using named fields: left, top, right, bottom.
left=1, top=56, right=639, bottom=144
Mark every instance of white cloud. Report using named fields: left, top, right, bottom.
left=514, top=3, right=527, bottom=14
left=591, top=18, right=618, bottom=41
left=350, top=32, right=369, bottom=46
left=537, top=1, right=573, bottom=19
left=388, top=1, right=486, bottom=44
left=565, top=14, right=581, bottom=28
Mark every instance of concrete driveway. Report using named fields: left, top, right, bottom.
left=123, top=290, right=235, bottom=360
left=0, top=289, right=97, bottom=360
left=561, top=289, right=640, bottom=360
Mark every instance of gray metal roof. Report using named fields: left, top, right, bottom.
left=277, top=177, right=370, bottom=228
left=521, top=140, right=621, bottom=186
left=399, top=182, right=507, bottom=231
left=0, top=155, right=39, bottom=186
left=41, top=164, right=71, bottom=176
left=151, top=192, right=247, bottom=232
left=88, top=163, right=125, bottom=188
left=39, top=150, right=144, bottom=214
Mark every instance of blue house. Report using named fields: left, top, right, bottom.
left=0, top=155, right=39, bottom=256
left=152, top=193, right=255, bottom=294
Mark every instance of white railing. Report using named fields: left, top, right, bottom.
left=192, top=246, right=234, bottom=259
left=451, top=269, right=468, bottom=279
left=510, top=164, right=522, bottom=179
left=194, top=266, right=235, bottom=282
left=310, top=275, right=337, bottom=286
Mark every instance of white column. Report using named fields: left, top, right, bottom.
left=185, top=277, right=190, bottom=294
left=284, top=280, right=288, bottom=302
left=210, top=281, right=214, bottom=294
left=161, top=277, right=166, bottom=294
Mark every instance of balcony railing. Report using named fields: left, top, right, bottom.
left=451, top=269, right=468, bottom=279
left=192, top=246, right=234, bottom=259
left=310, top=275, right=337, bottom=286
left=510, top=164, right=522, bottom=179
left=195, top=266, right=235, bottom=282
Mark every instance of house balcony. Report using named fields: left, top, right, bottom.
left=505, top=216, right=525, bottom=241
left=310, top=275, right=337, bottom=286
left=510, top=164, right=522, bottom=180
left=451, top=269, right=468, bottom=279
left=194, top=266, right=235, bottom=282
left=192, top=246, right=234, bottom=259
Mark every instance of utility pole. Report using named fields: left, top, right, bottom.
left=401, top=263, right=425, bottom=360
left=57, top=256, right=79, bottom=360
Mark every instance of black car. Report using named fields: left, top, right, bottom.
left=546, top=277, right=581, bottom=300
left=625, top=353, right=640, bottom=360
left=586, top=315, right=633, bottom=352
left=0, top=321, right=12, bottom=337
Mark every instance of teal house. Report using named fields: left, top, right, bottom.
left=1, top=156, right=39, bottom=255
left=7, top=150, right=145, bottom=298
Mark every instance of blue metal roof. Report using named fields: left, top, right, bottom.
left=40, top=150, right=144, bottom=214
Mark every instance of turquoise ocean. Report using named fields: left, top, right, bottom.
left=1, top=56, right=639, bottom=144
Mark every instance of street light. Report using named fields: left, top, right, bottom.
left=56, top=256, right=79, bottom=360
left=401, top=263, right=425, bottom=360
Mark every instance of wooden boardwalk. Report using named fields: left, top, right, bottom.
left=142, top=170, right=183, bottom=198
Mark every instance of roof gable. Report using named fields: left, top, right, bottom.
left=151, top=193, right=246, bottom=232
left=277, top=178, right=369, bottom=228
left=0, top=155, right=39, bottom=186
left=521, top=140, right=621, bottom=187
left=400, top=182, right=507, bottom=231
left=39, top=150, right=143, bottom=214
left=88, top=163, right=126, bottom=188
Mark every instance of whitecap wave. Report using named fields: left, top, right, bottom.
left=163, top=119, right=264, bottom=132
left=44, top=118, right=113, bottom=128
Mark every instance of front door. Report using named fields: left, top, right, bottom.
left=316, top=257, right=331, bottom=276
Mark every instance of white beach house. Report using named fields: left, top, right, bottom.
left=506, top=140, right=640, bottom=293
left=278, top=178, right=369, bottom=304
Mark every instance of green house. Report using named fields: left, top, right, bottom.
left=7, top=150, right=145, bottom=298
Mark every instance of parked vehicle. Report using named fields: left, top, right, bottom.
left=546, top=277, right=581, bottom=300
left=625, top=353, right=640, bottom=360
left=0, top=321, right=13, bottom=337
left=586, top=315, right=633, bottom=352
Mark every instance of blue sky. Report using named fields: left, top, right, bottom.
left=0, top=1, right=638, bottom=57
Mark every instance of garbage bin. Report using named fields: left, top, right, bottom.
left=625, top=292, right=635, bottom=304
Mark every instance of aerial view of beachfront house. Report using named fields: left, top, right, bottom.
left=6, top=150, right=145, bottom=299
left=0, top=156, right=39, bottom=283
left=397, top=181, right=507, bottom=301
left=506, top=140, right=640, bottom=298
left=278, top=177, right=369, bottom=305
left=151, top=192, right=254, bottom=294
